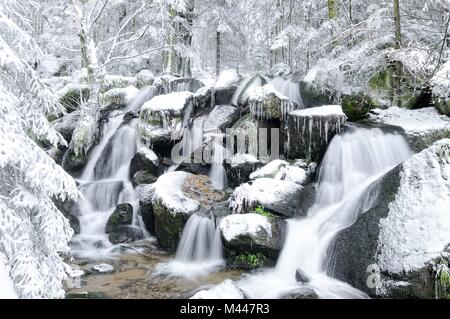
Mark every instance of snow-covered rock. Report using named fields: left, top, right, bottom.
left=224, top=154, right=261, bottom=187
left=219, top=213, right=286, bottom=260
left=285, top=105, right=347, bottom=162
left=193, top=86, right=212, bottom=109
left=249, top=84, right=295, bottom=120
left=191, top=280, right=245, bottom=299
left=229, top=178, right=306, bottom=217
left=101, top=86, right=139, bottom=107
left=215, top=70, right=242, bottom=88
left=168, top=77, right=204, bottom=93
left=430, top=60, right=450, bottom=116
left=129, top=147, right=162, bottom=186
left=370, top=107, right=450, bottom=152
left=136, top=69, right=155, bottom=88
left=56, top=83, right=90, bottom=112
left=137, top=91, right=194, bottom=146
left=91, top=263, right=115, bottom=274
left=203, top=105, right=240, bottom=133
left=52, top=110, right=81, bottom=143
left=231, top=74, right=267, bottom=106
left=101, top=75, right=137, bottom=92
left=151, top=172, right=226, bottom=250
left=332, top=139, right=450, bottom=298
left=249, top=160, right=289, bottom=180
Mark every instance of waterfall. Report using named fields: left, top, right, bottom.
left=155, top=212, right=224, bottom=279
left=71, top=86, right=158, bottom=258
left=238, top=124, right=411, bottom=298
left=209, top=135, right=227, bottom=190
left=270, top=77, right=304, bottom=108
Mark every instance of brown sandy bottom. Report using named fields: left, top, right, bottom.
left=65, top=240, right=244, bottom=299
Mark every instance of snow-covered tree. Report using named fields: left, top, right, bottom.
left=0, top=3, right=79, bottom=298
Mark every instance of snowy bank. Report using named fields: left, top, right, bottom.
left=370, top=107, right=450, bottom=152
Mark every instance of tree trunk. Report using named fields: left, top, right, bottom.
left=328, top=0, right=337, bottom=19
left=393, top=0, right=401, bottom=49
left=216, top=31, right=221, bottom=77
left=393, top=0, right=403, bottom=107
left=164, top=0, right=194, bottom=77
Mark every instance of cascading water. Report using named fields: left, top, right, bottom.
left=237, top=124, right=411, bottom=298
left=270, top=77, right=304, bottom=108
left=71, top=86, right=158, bottom=258
left=155, top=211, right=224, bottom=279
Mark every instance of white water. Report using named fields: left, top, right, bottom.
left=237, top=125, right=411, bottom=298
left=209, top=135, right=227, bottom=190
left=270, top=77, right=304, bottom=108
left=155, top=213, right=224, bottom=279
left=71, top=87, right=158, bottom=258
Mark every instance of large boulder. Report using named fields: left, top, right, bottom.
left=100, top=75, right=137, bottom=93
left=108, top=226, right=144, bottom=245
left=136, top=69, right=155, bottom=88
left=56, top=83, right=90, bottom=112
left=52, top=110, right=80, bottom=143
left=281, top=287, right=319, bottom=299
left=129, top=147, right=161, bottom=180
left=168, top=77, right=204, bottom=93
left=53, top=197, right=81, bottom=234
left=299, top=66, right=333, bottom=108
left=101, top=86, right=139, bottom=108
left=105, top=203, right=133, bottom=233
left=137, top=91, right=194, bottom=146
left=369, top=106, right=450, bottom=152
left=151, top=172, right=226, bottom=250
left=229, top=178, right=307, bottom=218
left=368, top=64, right=430, bottom=110
left=213, top=71, right=242, bottom=106
left=62, top=109, right=100, bottom=174
left=136, top=184, right=156, bottom=234
left=248, top=84, right=296, bottom=121
left=193, top=86, right=212, bottom=110
left=231, top=75, right=267, bottom=107
left=225, top=154, right=261, bottom=188
left=219, top=213, right=287, bottom=261
left=284, top=105, right=347, bottom=162
left=203, top=105, right=240, bottom=134
left=341, top=93, right=378, bottom=122
left=330, top=139, right=450, bottom=298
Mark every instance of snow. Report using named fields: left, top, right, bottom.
left=431, top=60, right=450, bottom=98
left=141, top=91, right=193, bottom=114
left=203, top=105, right=238, bottom=133
left=302, top=65, right=320, bottom=84
left=191, top=280, right=245, bottom=299
left=102, top=86, right=139, bottom=106
left=249, top=160, right=289, bottom=180
left=290, top=105, right=345, bottom=117
left=0, top=255, right=17, bottom=299
left=215, top=70, right=241, bottom=88
left=276, top=165, right=307, bottom=185
left=152, top=171, right=200, bottom=214
left=136, top=147, right=159, bottom=165
left=228, top=154, right=260, bottom=167
left=102, top=75, right=138, bottom=91
left=91, top=263, right=115, bottom=274
left=370, top=106, right=450, bottom=134
left=229, top=178, right=302, bottom=214
left=219, top=213, right=272, bottom=243
left=249, top=83, right=289, bottom=102
left=377, top=139, right=450, bottom=274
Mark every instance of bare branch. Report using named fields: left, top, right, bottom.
left=91, top=0, right=109, bottom=26
left=95, top=45, right=170, bottom=69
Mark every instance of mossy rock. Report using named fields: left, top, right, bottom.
left=153, top=200, right=191, bottom=251
left=368, top=64, right=430, bottom=109
left=434, top=97, right=450, bottom=116
left=228, top=252, right=271, bottom=270
left=105, top=203, right=133, bottom=233
left=341, top=94, right=377, bottom=121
